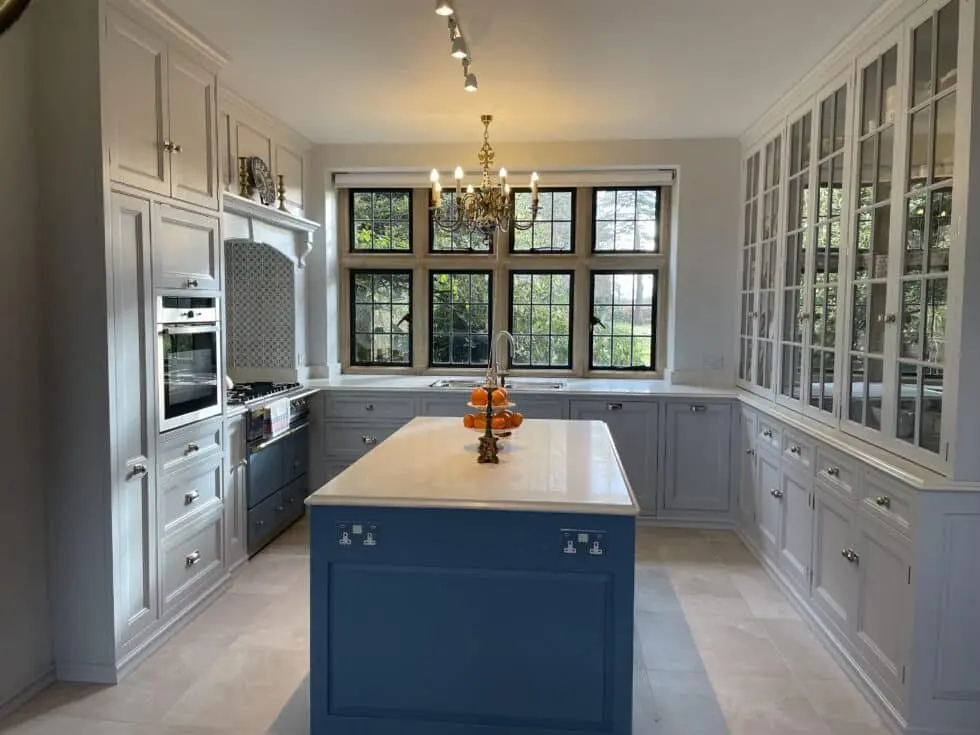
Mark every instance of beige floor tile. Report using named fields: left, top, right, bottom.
left=730, top=569, right=802, bottom=620
left=710, top=673, right=830, bottom=734
left=762, top=619, right=848, bottom=681
left=644, top=670, right=730, bottom=734
left=670, top=567, right=756, bottom=618
left=709, top=539, right=759, bottom=568
left=688, top=616, right=792, bottom=678
left=189, top=591, right=277, bottom=633
left=635, top=568, right=683, bottom=613
left=12, top=680, right=192, bottom=726
left=823, top=716, right=892, bottom=734
left=656, top=542, right=725, bottom=568
left=800, top=678, right=883, bottom=727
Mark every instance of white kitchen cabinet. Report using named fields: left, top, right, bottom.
left=810, top=483, right=857, bottom=642
left=569, top=399, right=659, bottom=516
left=661, top=401, right=732, bottom=518
left=104, top=2, right=219, bottom=210
left=853, top=514, right=912, bottom=701
left=755, top=449, right=781, bottom=558
left=777, top=468, right=813, bottom=595
left=152, top=203, right=221, bottom=291
left=109, top=192, right=159, bottom=655
left=104, top=6, right=170, bottom=198
left=225, top=414, right=247, bottom=571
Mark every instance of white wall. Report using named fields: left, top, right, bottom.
left=0, top=6, right=53, bottom=711
left=306, top=138, right=741, bottom=384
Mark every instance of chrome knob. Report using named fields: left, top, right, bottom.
left=606, top=403, right=623, bottom=411
left=364, top=403, right=375, bottom=411
left=841, top=548, right=860, bottom=564
left=130, top=464, right=148, bottom=479
left=163, top=140, right=175, bottom=152
left=826, top=466, right=840, bottom=477
left=763, top=429, right=774, bottom=439
left=185, top=550, right=201, bottom=567
left=875, top=495, right=891, bottom=508
left=361, top=435, right=378, bottom=445
left=186, top=443, right=200, bottom=454
left=690, top=404, right=707, bottom=412
left=172, top=143, right=183, bottom=153
left=770, top=488, right=784, bottom=499
left=184, top=490, right=199, bottom=505
left=746, top=448, right=756, bottom=456
left=185, top=278, right=199, bottom=288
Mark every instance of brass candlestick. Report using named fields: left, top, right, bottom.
left=276, top=174, right=288, bottom=212
left=477, top=385, right=499, bottom=464
left=238, top=157, right=251, bottom=198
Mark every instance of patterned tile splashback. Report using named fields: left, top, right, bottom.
left=225, top=241, right=295, bottom=369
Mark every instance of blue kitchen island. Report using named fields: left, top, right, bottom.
left=305, top=417, right=638, bottom=735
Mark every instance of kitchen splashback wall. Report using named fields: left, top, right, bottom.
left=225, top=241, right=296, bottom=370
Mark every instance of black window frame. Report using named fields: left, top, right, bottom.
left=349, top=269, right=414, bottom=367
left=588, top=269, right=658, bottom=371
left=428, top=269, right=494, bottom=369
left=591, top=186, right=663, bottom=253
left=508, top=188, right=577, bottom=254
left=507, top=270, right=575, bottom=370
left=429, top=190, right=494, bottom=254
left=349, top=188, right=414, bottom=254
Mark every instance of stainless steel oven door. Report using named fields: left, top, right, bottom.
left=158, top=323, right=222, bottom=432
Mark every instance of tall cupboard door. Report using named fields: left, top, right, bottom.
left=777, top=469, right=813, bottom=595
left=109, top=193, right=158, bottom=652
left=811, top=485, right=856, bottom=642
left=167, top=51, right=218, bottom=209
left=755, top=450, right=781, bottom=558
left=662, top=402, right=732, bottom=514
left=104, top=6, right=170, bottom=197
left=569, top=400, right=658, bottom=516
left=853, top=515, right=912, bottom=700
left=738, top=409, right=758, bottom=527
left=152, top=203, right=221, bottom=291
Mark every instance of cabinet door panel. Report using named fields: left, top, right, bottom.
left=569, top=400, right=657, bottom=516
left=811, top=487, right=856, bottom=641
left=105, top=8, right=170, bottom=195
left=738, top=409, right=757, bottom=528
left=168, top=52, right=218, bottom=209
left=755, top=451, right=781, bottom=559
left=109, top=193, right=158, bottom=649
left=777, top=470, right=813, bottom=594
left=152, top=204, right=220, bottom=290
left=662, top=402, right=732, bottom=514
left=854, top=517, right=911, bottom=698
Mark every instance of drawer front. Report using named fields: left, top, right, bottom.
left=281, top=475, right=308, bottom=524
left=161, top=515, right=224, bottom=614
left=161, top=460, right=222, bottom=535
left=861, top=472, right=915, bottom=538
left=324, top=421, right=403, bottom=458
left=324, top=393, right=415, bottom=421
left=247, top=490, right=283, bottom=555
left=757, top=416, right=781, bottom=454
left=512, top=397, right=568, bottom=420
left=781, top=429, right=814, bottom=474
left=159, top=417, right=223, bottom=476
left=815, top=445, right=858, bottom=499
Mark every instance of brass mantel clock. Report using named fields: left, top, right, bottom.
left=0, top=0, right=31, bottom=37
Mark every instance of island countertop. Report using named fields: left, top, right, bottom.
left=306, top=416, right=639, bottom=516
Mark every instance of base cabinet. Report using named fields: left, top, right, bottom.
left=755, top=450, right=782, bottom=558
left=569, top=399, right=659, bottom=516
left=776, top=469, right=813, bottom=595
left=811, top=484, right=857, bottom=641
left=738, top=409, right=758, bottom=527
left=660, top=401, right=732, bottom=518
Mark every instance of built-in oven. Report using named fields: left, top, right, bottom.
left=157, top=295, right=222, bottom=432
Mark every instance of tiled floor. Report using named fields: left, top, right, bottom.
left=0, top=522, right=891, bottom=735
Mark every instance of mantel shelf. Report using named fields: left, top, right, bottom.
left=222, top=192, right=321, bottom=268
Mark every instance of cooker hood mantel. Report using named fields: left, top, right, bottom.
left=222, top=192, right=320, bottom=268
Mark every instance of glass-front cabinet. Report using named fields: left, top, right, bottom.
left=738, top=0, right=962, bottom=472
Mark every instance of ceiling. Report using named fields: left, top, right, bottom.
left=160, top=0, right=885, bottom=145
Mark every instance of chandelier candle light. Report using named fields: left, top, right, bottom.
left=429, top=115, right=540, bottom=236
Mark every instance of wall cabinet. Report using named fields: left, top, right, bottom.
left=105, top=3, right=218, bottom=209
left=569, top=399, right=659, bottom=516
left=661, top=401, right=732, bottom=516
left=152, top=203, right=221, bottom=291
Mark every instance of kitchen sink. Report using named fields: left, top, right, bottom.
left=429, top=378, right=566, bottom=390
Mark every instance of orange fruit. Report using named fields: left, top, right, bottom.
left=510, top=412, right=524, bottom=428
left=491, top=415, right=507, bottom=430
left=474, top=414, right=487, bottom=429
left=470, top=387, right=489, bottom=406
left=491, top=388, right=508, bottom=406
left=463, top=414, right=475, bottom=429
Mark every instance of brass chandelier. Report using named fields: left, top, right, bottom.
left=429, top=115, right=539, bottom=236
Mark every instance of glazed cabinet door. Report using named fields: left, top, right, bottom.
left=167, top=51, right=218, bottom=209
left=104, top=5, right=170, bottom=197
left=109, top=192, right=158, bottom=652
left=569, top=399, right=658, bottom=516
left=853, top=515, right=912, bottom=701
left=777, top=469, right=814, bottom=595
left=152, top=203, right=221, bottom=291
left=811, top=485, right=856, bottom=642
left=755, top=450, right=782, bottom=559
left=661, top=402, right=732, bottom=515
